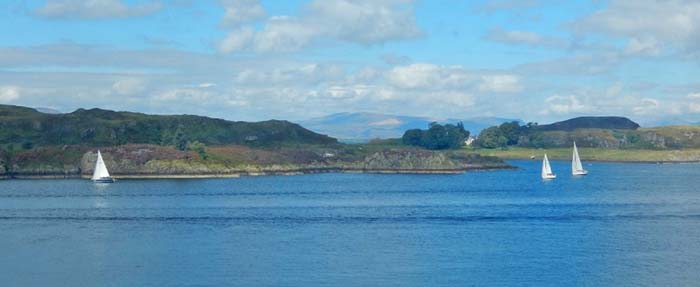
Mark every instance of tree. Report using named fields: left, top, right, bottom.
left=401, top=123, right=470, bottom=150
left=498, top=121, right=521, bottom=145
left=476, top=126, right=508, bottom=149
left=21, top=141, right=34, bottom=150
left=423, top=123, right=449, bottom=149
left=402, top=129, right=423, bottom=146
left=186, top=140, right=208, bottom=160
left=174, top=125, right=188, bottom=151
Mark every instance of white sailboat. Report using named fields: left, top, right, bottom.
left=541, top=154, right=556, bottom=179
left=92, top=150, right=114, bottom=183
left=571, top=142, right=588, bottom=176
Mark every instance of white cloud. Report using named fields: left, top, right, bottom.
left=252, top=17, right=319, bottom=52
left=369, top=118, right=402, bottom=127
left=198, top=83, right=216, bottom=88
left=156, top=88, right=213, bottom=102
left=381, top=53, right=411, bottom=65
left=112, top=78, right=146, bottom=95
left=219, top=0, right=265, bottom=26
left=633, top=98, right=660, bottom=115
left=478, top=75, right=522, bottom=93
left=386, top=63, right=443, bottom=89
left=573, top=0, right=700, bottom=55
left=687, top=93, right=700, bottom=99
left=386, top=63, right=520, bottom=93
left=485, top=28, right=568, bottom=48
left=217, top=0, right=421, bottom=53
left=234, top=63, right=346, bottom=86
left=36, top=0, right=162, bottom=19
left=543, top=95, right=585, bottom=115
left=0, top=86, right=20, bottom=103
left=625, top=36, right=661, bottom=56
left=308, top=0, right=421, bottom=44
left=4, top=43, right=697, bottom=124
left=474, top=0, right=541, bottom=13
left=440, top=91, right=475, bottom=108
left=687, top=93, right=700, bottom=113
left=517, top=52, right=622, bottom=75
left=219, top=26, right=256, bottom=53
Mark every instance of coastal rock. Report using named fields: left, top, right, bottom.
left=343, top=149, right=509, bottom=172
left=6, top=146, right=84, bottom=178
left=358, top=150, right=460, bottom=170
left=5, top=144, right=511, bottom=179
left=0, top=150, right=6, bottom=177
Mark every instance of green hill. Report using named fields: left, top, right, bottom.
left=0, top=105, right=336, bottom=148
left=535, top=116, right=640, bottom=131
left=473, top=117, right=700, bottom=149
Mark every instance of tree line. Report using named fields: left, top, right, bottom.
left=401, top=122, right=470, bottom=150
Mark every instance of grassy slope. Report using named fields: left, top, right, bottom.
left=471, top=147, right=700, bottom=162
left=0, top=105, right=336, bottom=147
left=516, top=126, right=700, bottom=149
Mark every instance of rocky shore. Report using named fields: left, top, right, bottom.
left=0, top=145, right=512, bottom=179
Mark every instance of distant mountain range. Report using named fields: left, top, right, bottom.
left=300, top=112, right=521, bottom=141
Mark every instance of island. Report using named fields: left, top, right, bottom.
left=0, top=105, right=510, bottom=179
left=464, top=117, right=700, bottom=163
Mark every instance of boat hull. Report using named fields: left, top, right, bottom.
left=92, top=177, right=114, bottom=183
left=573, top=170, right=588, bottom=176
left=542, top=174, right=557, bottom=180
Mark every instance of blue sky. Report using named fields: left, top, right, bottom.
left=1, top=0, right=699, bottom=126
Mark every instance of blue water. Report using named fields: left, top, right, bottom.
left=1, top=160, right=700, bottom=286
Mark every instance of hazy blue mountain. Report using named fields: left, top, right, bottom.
left=641, top=116, right=700, bottom=127
left=300, top=112, right=521, bottom=141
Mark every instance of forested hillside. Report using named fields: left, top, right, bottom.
left=474, top=117, right=700, bottom=149
left=0, top=105, right=336, bottom=149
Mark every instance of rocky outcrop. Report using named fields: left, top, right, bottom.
left=347, top=150, right=463, bottom=171
left=4, top=144, right=511, bottom=179
left=77, top=146, right=509, bottom=178
left=0, top=152, right=7, bottom=178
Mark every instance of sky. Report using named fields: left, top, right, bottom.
left=0, top=0, right=699, bottom=126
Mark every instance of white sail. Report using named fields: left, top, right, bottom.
left=541, top=154, right=556, bottom=179
left=92, top=150, right=112, bottom=181
left=572, top=142, right=588, bottom=175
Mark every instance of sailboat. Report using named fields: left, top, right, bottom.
left=541, top=154, right=556, bottom=179
left=92, top=150, right=114, bottom=183
left=571, top=142, right=588, bottom=176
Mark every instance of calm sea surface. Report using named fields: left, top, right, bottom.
left=1, top=160, right=700, bottom=286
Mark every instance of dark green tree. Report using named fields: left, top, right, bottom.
left=476, top=126, right=508, bottom=149
left=21, top=141, right=33, bottom=150
left=498, top=121, right=521, bottom=145
left=401, top=122, right=470, bottom=150
left=173, top=125, right=188, bottom=151
left=186, top=140, right=208, bottom=159
left=402, top=129, right=423, bottom=146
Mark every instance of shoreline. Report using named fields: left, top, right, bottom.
left=471, top=148, right=700, bottom=164
left=1, top=164, right=515, bottom=180
left=501, top=156, right=700, bottom=164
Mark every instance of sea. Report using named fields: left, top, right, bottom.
left=1, top=160, right=700, bottom=286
